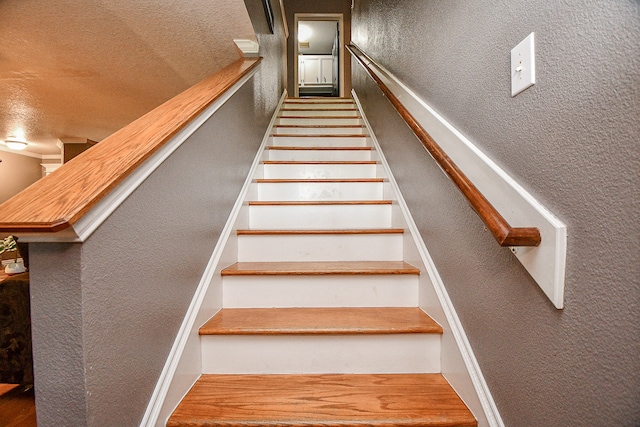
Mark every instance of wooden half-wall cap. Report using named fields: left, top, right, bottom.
left=0, top=56, right=262, bottom=237
left=347, top=44, right=541, bottom=247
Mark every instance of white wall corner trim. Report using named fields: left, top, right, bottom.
left=17, top=65, right=260, bottom=244
left=351, top=47, right=567, bottom=309
left=234, top=39, right=260, bottom=56
left=139, top=90, right=288, bottom=427
left=353, top=91, right=504, bottom=427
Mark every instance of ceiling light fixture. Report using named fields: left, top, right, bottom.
left=4, top=138, right=28, bottom=151
left=298, top=24, right=312, bottom=42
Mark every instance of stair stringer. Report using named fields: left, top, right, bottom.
left=140, top=90, right=289, bottom=427
left=353, top=91, right=505, bottom=427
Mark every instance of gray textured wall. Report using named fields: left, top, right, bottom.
left=351, top=1, right=640, bottom=426
left=29, top=30, right=285, bottom=427
left=283, top=0, right=352, bottom=97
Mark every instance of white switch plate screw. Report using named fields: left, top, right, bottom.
left=511, top=32, right=535, bottom=96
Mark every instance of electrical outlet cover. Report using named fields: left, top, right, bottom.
left=511, top=32, right=535, bottom=96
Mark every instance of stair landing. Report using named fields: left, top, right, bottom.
left=167, top=373, right=477, bottom=427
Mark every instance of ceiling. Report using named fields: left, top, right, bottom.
left=0, top=0, right=256, bottom=156
left=298, top=20, right=338, bottom=55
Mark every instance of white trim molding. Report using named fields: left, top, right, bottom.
left=140, top=90, right=288, bottom=427
left=18, top=65, right=261, bottom=244
left=233, top=39, right=260, bottom=56
left=354, top=91, right=504, bottom=427
left=351, top=46, right=567, bottom=309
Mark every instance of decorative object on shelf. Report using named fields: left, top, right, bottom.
left=0, top=236, right=26, bottom=274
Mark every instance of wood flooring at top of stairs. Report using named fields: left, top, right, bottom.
left=220, top=261, right=421, bottom=276
left=166, top=373, right=477, bottom=427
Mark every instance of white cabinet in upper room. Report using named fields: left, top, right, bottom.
left=299, top=55, right=334, bottom=86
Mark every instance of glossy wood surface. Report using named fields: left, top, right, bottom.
left=199, top=307, right=442, bottom=335
left=274, top=124, right=365, bottom=129
left=221, top=261, right=421, bottom=276
left=0, top=385, right=37, bottom=427
left=281, top=108, right=358, bottom=112
left=167, top=373, right=476, bottom=427
left=0, top=57, right=261, bottom=234
left=347, top=44, right=541, bottom=247
left=278, top=115, right=361, bottom=119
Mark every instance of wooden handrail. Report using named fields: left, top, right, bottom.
left=0, top=57, right=261, bottom=234
left=347, top=44, right=541, bottom=247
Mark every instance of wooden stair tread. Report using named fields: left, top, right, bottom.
left=199, top=307, right=442, bottom=335
left=167, top=373, right=476, bottom=427
left=278, top=115, right=361, bottom=119
left=280, top=108, right=358, bottom=111
left=274, top=124, right=363, bottom=128
left=237, top=228, right=403, bottom=235
left=267, top=146, right=372, bottom=150
left=248, top=200, right=392, bottom=206
left=221, top=261, right=421, bottom=276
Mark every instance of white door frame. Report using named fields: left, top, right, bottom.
left=294, top=13, right=345, bottom=98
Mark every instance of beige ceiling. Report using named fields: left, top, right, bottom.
left=0, top=0, right=256, bottom=155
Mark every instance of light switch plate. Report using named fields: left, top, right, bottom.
left=511, top=32, right=535, bottom=96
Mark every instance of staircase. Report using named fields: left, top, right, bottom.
left=167, top=98, right=477, bottom=426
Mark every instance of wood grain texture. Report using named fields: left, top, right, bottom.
left=281, top=108, right=357, bottom=111
left=199, top=307, right=443, bottom=335
left=286, top=98, right=353, bottom=102
left=274, top=125, right=364, bottom=129
left=347, top=44, right=541, bottom=247
left=0, top=57, right=261, bottom=234
left=221, top=261, right=421, bottom=276
left=0, top=386, right=37, bottom=427
left=167, top=373, right=476, bottom=427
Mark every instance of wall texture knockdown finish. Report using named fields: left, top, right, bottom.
left=351, top=0, right=639, bottom=426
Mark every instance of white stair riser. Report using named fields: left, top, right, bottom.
left=222, top=274, right=419, bottom=308
left=248, top=204, right=392, bottom=229
left=256, top=181, right=384, bottom=201
left=283, top=103, right=355, bottom=110
left=277, top=117, right=363, bottom=126
left=267, top=149, right=372, bottom=162
left=272, top=126, right=366, bottom=135
left=201, top=334, right=440, bottom=374
left=237, top=233, right=404, bottom=262
left=263, top=163, right=378, bottom=179
left=279, top=109, right=360, bottom=117
left=270, top=136, right=368, bottom=147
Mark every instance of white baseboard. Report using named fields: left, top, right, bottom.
left=353, top=91, right=504, bottom=427
left=139, top=90, right=288, bottom=427
left=350, top=44, right=566, bottom=309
